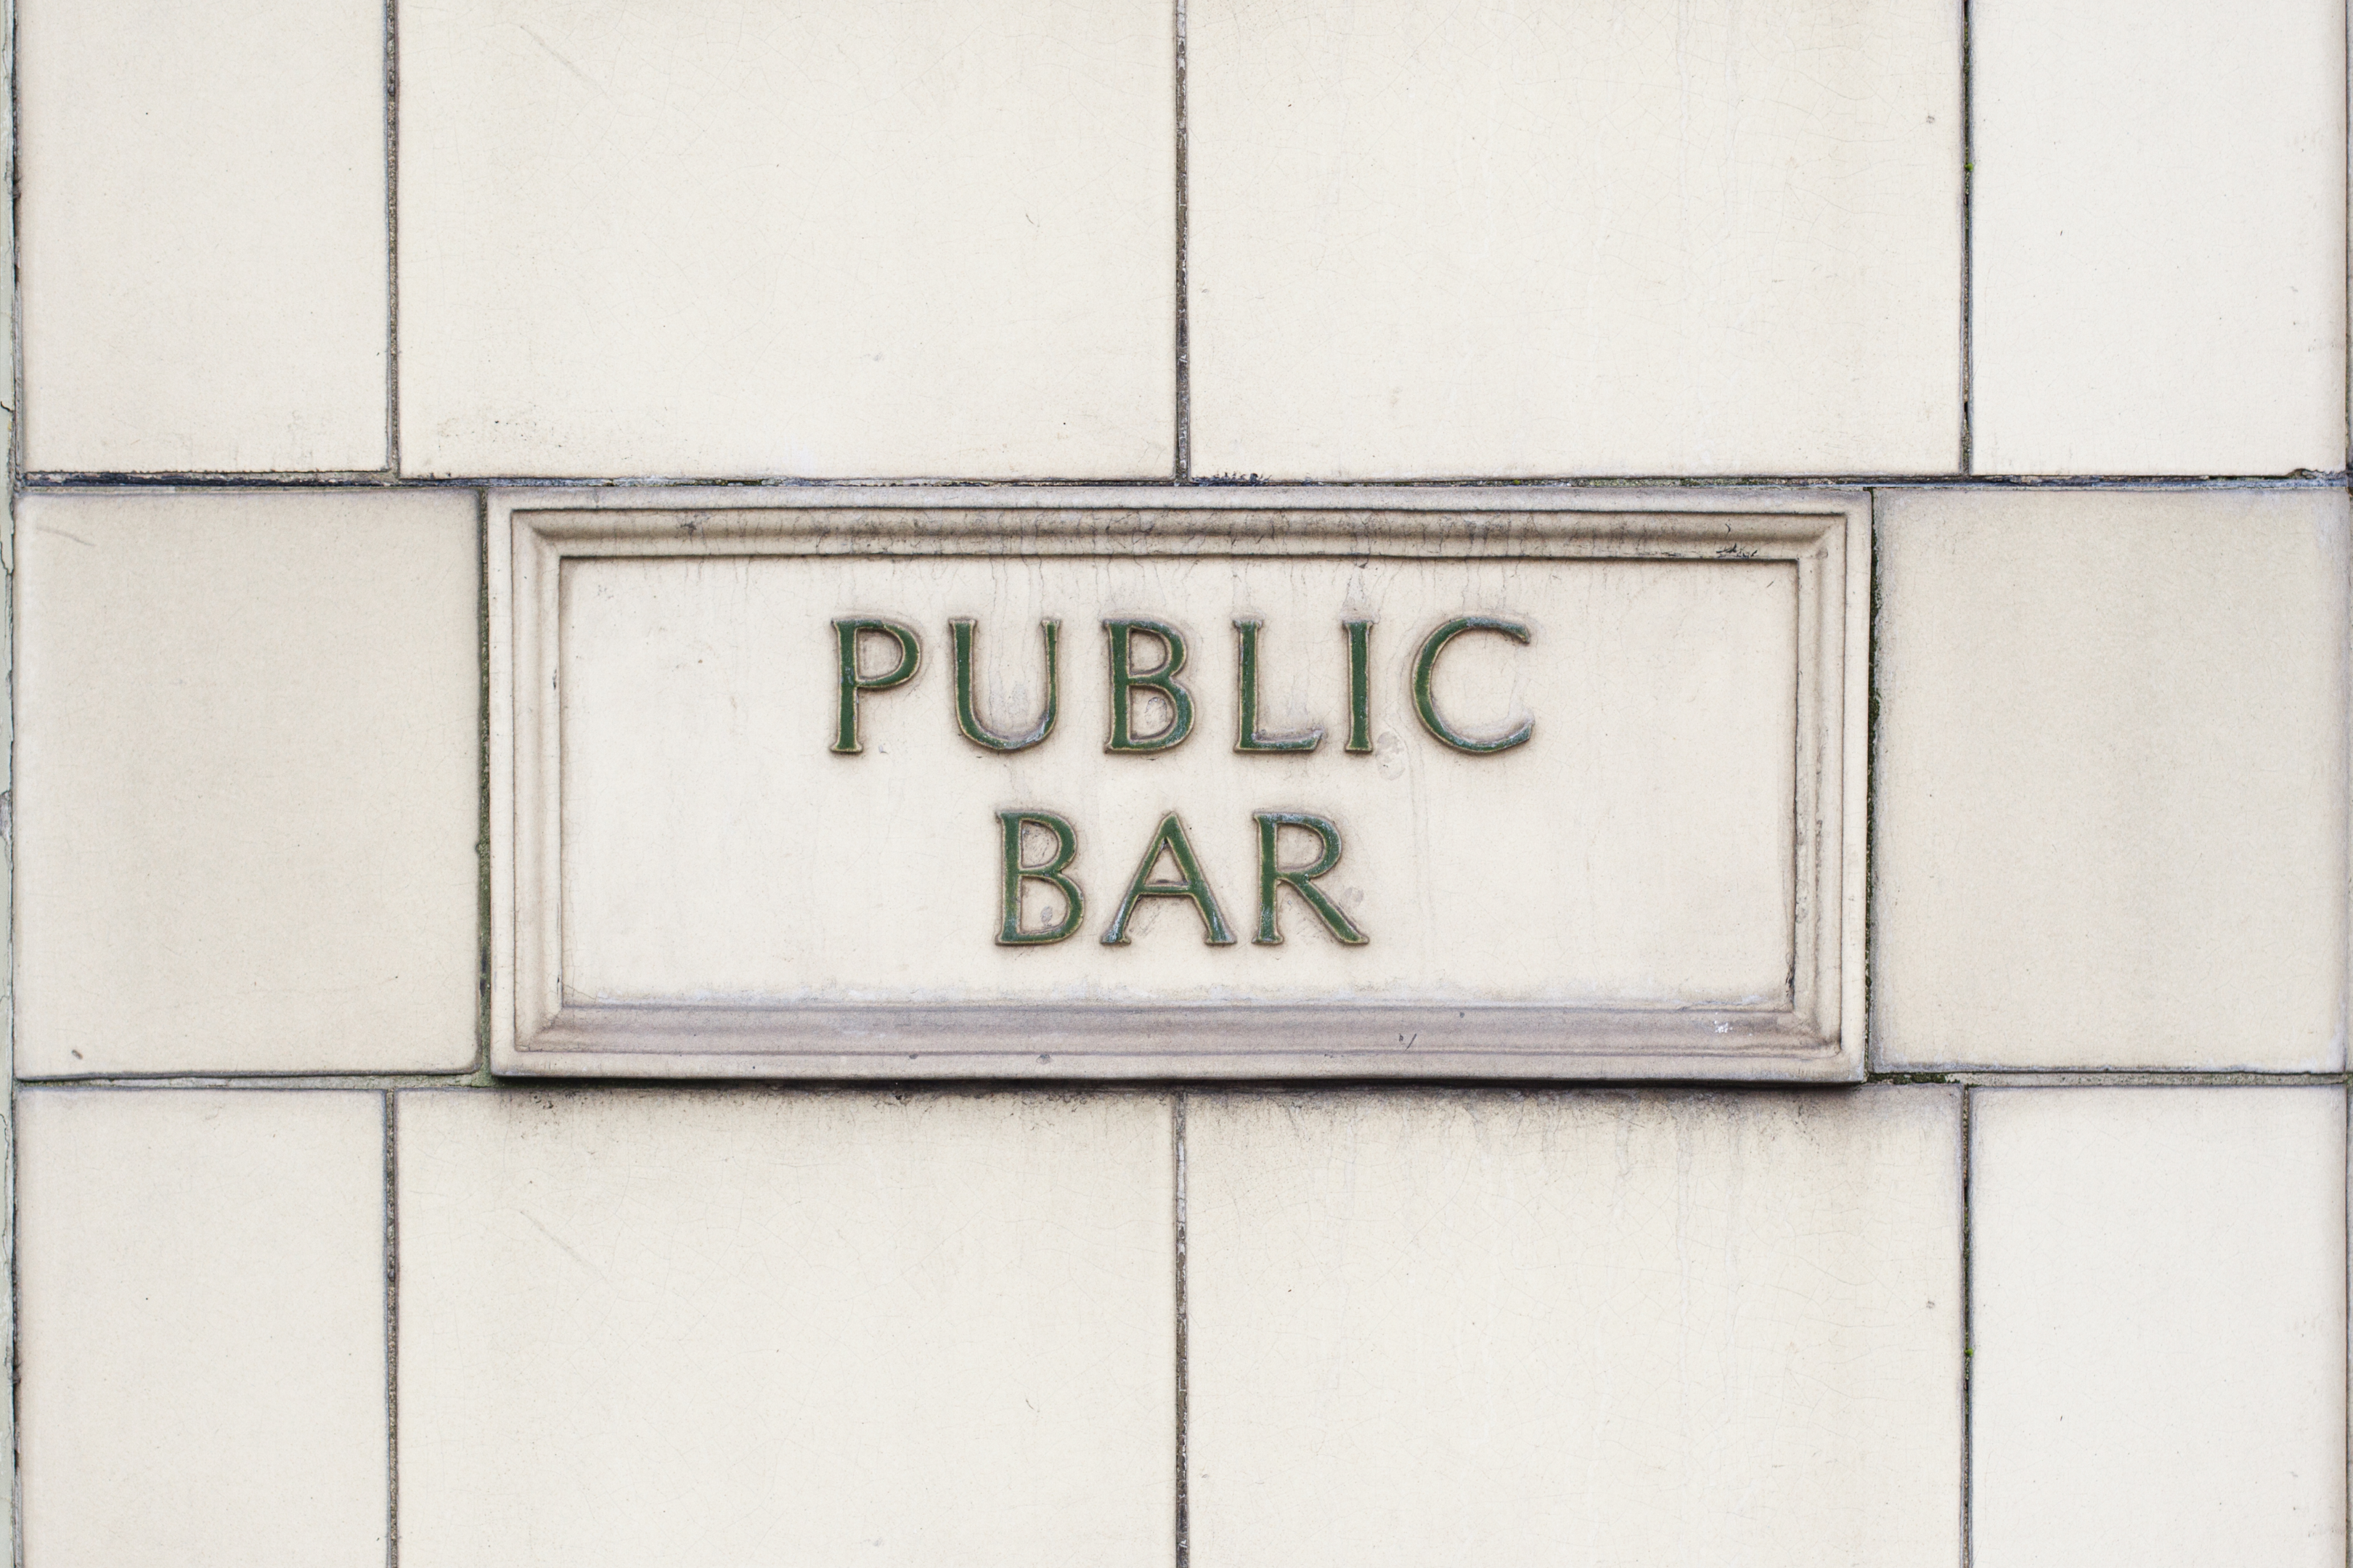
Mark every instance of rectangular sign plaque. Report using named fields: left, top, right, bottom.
left=488, top=487, right=1867, bottom=1079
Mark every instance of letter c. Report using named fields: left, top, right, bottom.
left=1411, top=617, right=1533, bottom=754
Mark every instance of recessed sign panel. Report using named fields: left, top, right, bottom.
left=488, top=488, right=1867, bottom=1079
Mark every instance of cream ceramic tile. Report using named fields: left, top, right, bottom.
left=1971, top=0, right=2346, bottom=475
left=15, top=491, right=481, bottom=1075
left=396, top=1089, right=1174, bottom=1567
left=1872, top=487, right=2350, bottom=1070
left=17, top=1090, right=388, bottom=1568
left=0, top=417, right=13, bottom=1555
left=399, top=0, right=1173, bottom=478
left=1972, top=1086, right=2347, bottom=1567
left=19, top=0, right=388, bottom=473
left=1186, top=1087, right=1963, bottom=1567
left=1188, top=0, right=1963, bottom=478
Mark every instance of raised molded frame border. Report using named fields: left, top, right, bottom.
left=487, top=486, right=1870, bottom=1080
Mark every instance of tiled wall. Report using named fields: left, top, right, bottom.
left=7, top=1, right=2349, bottom=1564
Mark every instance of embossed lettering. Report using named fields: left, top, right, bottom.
left=1345, top=619, right=1375, bottom=754
left=1254, top=812, right=1366, bottom=946
left=953, top=618, right=1059, bottom=752
left=830, top=618, right=922, bottom=755
left=996, top=809, right=1084, bottom=945
left=1411, top=616, right=1533, bottom=754
left=1104, top=620, right=1196, bottom=752
left=1102, top=812, right=1235, bottom=945
left=1233, top=619, right=1324, bottom=753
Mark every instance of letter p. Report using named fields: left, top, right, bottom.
left=831, top=618, right=922, bottom=754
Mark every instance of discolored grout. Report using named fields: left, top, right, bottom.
left=12, top=1069, right=2349, bottom=1092
left=9, top=471, right=2349, bottom=492
left=1171, top=1091, right=1189, bottom=1568
left=473, top=489, right=491, bottom=1083
left=1959, top=0, right=1974, bottom=475
left=383, top=1092, right=399, bottom=1568
left=383, top=0, right=400, bottom=478
left=1172, top=0, right=1190, bottom=487
left=1960, top=1085, right=1975, bottom=1568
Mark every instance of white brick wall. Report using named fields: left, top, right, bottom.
left=6, top=0, right=2347, bottom=1562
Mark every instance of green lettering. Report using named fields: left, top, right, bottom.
left=1254, top=812, right=1367, bottom=945
left=1102, top=812, right=1235, bottom=945
left=996, top=810, right=1084, bottom=945
left=1104, top=620, right=1195, bottom=752
left=953, top=618, right=1059, bottom=752
left=1411, top=616, right=1533, bottom=754
left=1345, top=619, right=1374, bottom=754
left=1233, top=620, right=1324, bottom=752
left=830, top=618, right=922, bottom=755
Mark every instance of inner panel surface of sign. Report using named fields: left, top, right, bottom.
left=489, top=489, right=1867, bottom=1079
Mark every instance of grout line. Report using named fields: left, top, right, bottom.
left=15, top=1068, right=2353, bottom=1091
left=383, top=1092, right=399, bottom=1568
left=13, top=1069, right=2351, bottom=1092
left=1171, top=0, right=1190, bottom=486
left=1958, top=0, right=1973, bottom=474
left=1172, top=1092, right=1189, bottom=1568
left=1960, top=1085, right=1974, bottom=1568
left=1863, top=489, right=1881, bottom=1070
left=20, top=471, right=428, bottom=487
left=17, top=1073, right=505, bottom=1091
left=7, top=0, right=17, bottom=499
left=6, top=1065, right=14, bottom=1568
left=474, top=489, right=491, bottom=1079
left=383, top=0, right=401, bottom=476
left=9, top=471, right=2353, bottom=492
left=1885, top=1069, right=2353, bottom=1087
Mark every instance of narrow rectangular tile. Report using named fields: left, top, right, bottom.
left=397, top=1089, right=1174, bottom=1567
left=17, top=1090, right=388, bottom=1568
left=1971, top=0, right=2346, bottom=473
left=399, top=0, right=1173, bottom=478
left=19, top=0, right=388, bottom=471
left=1188, top=0, right=1963, bottom=476
left=15, top=491, right=481, bottom=1074
left=1972, top=1086, right=2347, bottom=1567
left=1872, top=486, right=2350, bottom=1070
left=1186, top=1087, right=1964, bottom=1567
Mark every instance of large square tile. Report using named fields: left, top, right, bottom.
left=399, top=0, right=1173, bottom=478
left=15, top=491, right=481, bottom=1074
left=1188, top=0, right=1963, bottom=477
left=1872, top=486, right=2349, bottom=1069
left=396, top=1088, right=1175, bottom=1567
left=1186, top=1087, right=1963, bottom=1567
left=20, top=0, right=388, bottom=471
left=1971, top=1086, right=2346, bottom=1567
left=1971, top=0, right=2346, bottom=474
left=18, top=1090, right=388, bottom=1568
